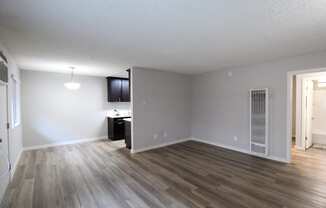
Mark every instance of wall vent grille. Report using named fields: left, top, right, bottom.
left=249, top=88, right=268, bottom=155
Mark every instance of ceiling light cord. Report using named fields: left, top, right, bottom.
left=70, top=66, right=75, bottom=81
left=64, top=66, right=81, bottom=90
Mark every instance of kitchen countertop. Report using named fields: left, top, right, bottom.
left=107, top=111, right=131, bottom=118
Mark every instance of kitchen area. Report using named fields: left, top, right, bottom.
left=106, top=69, right=132, bottom=149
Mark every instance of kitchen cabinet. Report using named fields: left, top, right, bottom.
left=107, top=77, right=130, bottom=102
left=107, top=77, right=122, bottom=102
left=124, top=119, right=131, bottom=149
left=107, top=116, right=130, bottom=140
left=121, top=79, right=130, bottom=102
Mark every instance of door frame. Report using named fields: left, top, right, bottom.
left=0, top=80, right=11, bottom=174
left=301, top=78, right=314, bottom=150
left=294, top=75, right=314, bottom=150
left=287, top=68, right=326, bottom=162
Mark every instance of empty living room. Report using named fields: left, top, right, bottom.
left=1, top=1, right=326, bottom=208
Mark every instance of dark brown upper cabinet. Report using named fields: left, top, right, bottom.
left=107, top=77, right=130, bottom=102
left=121, top=79, right=130, bottom=102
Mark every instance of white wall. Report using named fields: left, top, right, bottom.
left=191, top=51, right=326, bottom=161
left=312, top=82, right=326, bottom=144
left=21, top=70, right=130, bottom=148
left=0, top=42, right=23, bottom=176
left=132, top=67, right=191, bottom=152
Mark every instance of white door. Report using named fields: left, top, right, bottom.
left=0, top=83, right=9, bottom=200
left=303, top=80, right=314, bottom=150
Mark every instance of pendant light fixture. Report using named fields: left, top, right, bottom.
left=64, top=66, right=80, bottom=90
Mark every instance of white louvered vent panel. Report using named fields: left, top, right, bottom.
left=250, top=89, right=268, bottom=155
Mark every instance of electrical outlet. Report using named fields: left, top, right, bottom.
left=153, top=134, right=158, bottom=140
left=233, top=136, right=238, bottom=141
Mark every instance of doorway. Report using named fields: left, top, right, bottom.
left=292, top=71, right=326, bottom=152
left=0, top=81, right=10, bottom=200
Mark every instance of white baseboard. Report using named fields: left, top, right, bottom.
left=10, top=149, right=23, bottom=179
left=312, top=133, right=326, bottom=145
left=21, top=136, right=289, bottom=163
left=191, top=138, right=289, bottom=163
left=131, top=138, right=191, bottom=154
left=23, top=136, right=107, bottom=151
left=295, top=145, right=305, bottom=150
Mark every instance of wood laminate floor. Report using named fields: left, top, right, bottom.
left=1, top=140, right=326, bottom=208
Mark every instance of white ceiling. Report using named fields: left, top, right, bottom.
left=1, top=0, right=326, bottom=76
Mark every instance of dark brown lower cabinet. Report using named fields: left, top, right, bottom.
left=125, top=120, right=131, bottom=149
left=108, top=117, right=130, bottom=140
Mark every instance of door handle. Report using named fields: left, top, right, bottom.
left=0, top=138, right=2, bottom=143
